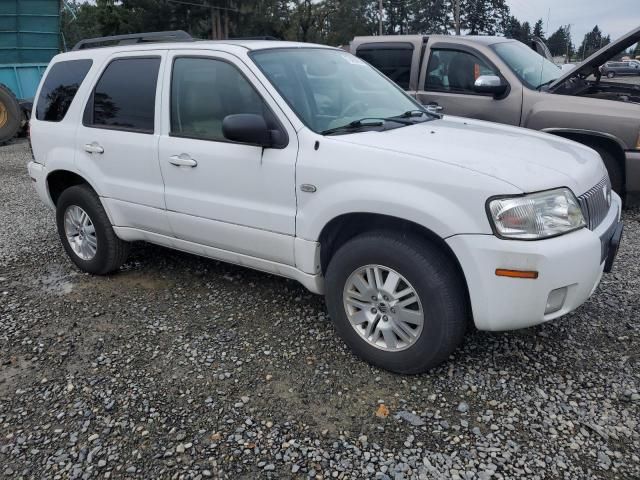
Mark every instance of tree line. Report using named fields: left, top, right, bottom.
left=62, top=0, right=619, bottom=61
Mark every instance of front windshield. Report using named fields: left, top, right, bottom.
left=492, top=41, right=562, bottom=89
left=250, top=48, right=427, bottom=133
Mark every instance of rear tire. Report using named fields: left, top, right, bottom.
left=56, top=184, right=129, bottom=274
left=0, top=83, right=21, bottom=144
left=325, top=231, right=467, bottom=374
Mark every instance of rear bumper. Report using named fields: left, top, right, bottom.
left=447, top=193, right=622, bottom=331
left=27, top=161, right=54, bottom=209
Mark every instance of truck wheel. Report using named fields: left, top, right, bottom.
left=589, top=144, right=624, bottom=196
left=56, top=184, right=130, bottom=275
left=0, top=84, right=21, bottom=144
left=325, top=231, right=467, bottom=374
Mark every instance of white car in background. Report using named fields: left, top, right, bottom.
left=28, top=32, right=623, bottom=373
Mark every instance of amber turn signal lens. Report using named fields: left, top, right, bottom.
left=495, top=269, right=539, bottom=279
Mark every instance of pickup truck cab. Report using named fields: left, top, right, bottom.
left=28, top=32, right=623, bottom=373
left=351, top=27, right=640, bottom=201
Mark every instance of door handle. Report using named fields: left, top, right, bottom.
left=84, top=142, right=104, bottom=154
left=169, top=154, right=198, bottom=167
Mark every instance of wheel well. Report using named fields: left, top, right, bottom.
left=318, top=212, right=471, bottom=311
left=552, top=132, right=626, bottom=183
left=47, top=170, right=89, bottom=205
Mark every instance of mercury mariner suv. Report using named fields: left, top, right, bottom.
left=28, top=31, right=623, bottom=373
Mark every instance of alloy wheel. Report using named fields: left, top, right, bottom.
left=342, top=264, right=424, bottom=352
left=64, top=205, right=98, bottom=260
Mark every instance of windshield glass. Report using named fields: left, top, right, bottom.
left=250, top=48, right=426, bottom=134
left=492, top=41, right=562, bottom=89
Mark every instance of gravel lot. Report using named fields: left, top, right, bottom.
left=1, top=139, right=639, bottom=479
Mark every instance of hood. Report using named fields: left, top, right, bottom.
left=550, top=25, right=640, bottom=90
left=331, top=117, right=607, bottom=195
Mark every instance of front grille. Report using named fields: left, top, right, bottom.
left=578, top=177, right=611, bottom=230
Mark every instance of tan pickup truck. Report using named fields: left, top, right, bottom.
left=350, top=27, right=640, bottom=202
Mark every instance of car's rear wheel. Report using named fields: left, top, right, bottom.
left=325, top=231, right=467, bottom=374
left=56, top=184, right=129, bottom=274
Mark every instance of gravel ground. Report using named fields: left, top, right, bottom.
left=1, top=139, right=639, bottom=480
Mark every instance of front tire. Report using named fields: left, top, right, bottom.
left=586, top=143, right=624, bottom=196
left=325, top=231, right=467, bottom=374
left=56, top=184, right=129, bottom=274
left=607, top=71, right=616, bottom=78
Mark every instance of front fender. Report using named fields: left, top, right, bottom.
left=296, top=179, right=494, bottom=242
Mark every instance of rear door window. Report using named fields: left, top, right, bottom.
left=356, top=43, right=413, bottom=90
left=35, top=59, right=92, bottom=122
left=84, top=57, right=160, bottom=133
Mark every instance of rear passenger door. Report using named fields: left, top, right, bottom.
left=157, top=50, right=298, bottom=266
left=417, top=46, right=522, bottom=125
left=75, top=51, right=171, bottom=235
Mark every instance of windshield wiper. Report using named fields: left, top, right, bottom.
left=536, top=78, right=558, bottom=90
left=320, top=117, right=415, bottom=136
left=393, top=109, right=431, bottom=119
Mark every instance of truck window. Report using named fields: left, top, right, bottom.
left=35, top=60, right=92, bottom=122
left=170, top=57, right=276, bottom=142
left=426, top=49, right=497, bottom=94
left=355, top=43, right=413, bottom=90
left=84, top=57, right=160, bottom=133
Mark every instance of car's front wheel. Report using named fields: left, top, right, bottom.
left=607, top=71, right=616, bottom=78
left=325, top=231, right=467, bottom=374
left=56, top=184, right=129, bottom=274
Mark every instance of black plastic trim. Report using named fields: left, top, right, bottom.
left=73, top=30, right=193, bottom=51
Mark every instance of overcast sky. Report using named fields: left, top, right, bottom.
left=506, top=0, right=637, bottom=44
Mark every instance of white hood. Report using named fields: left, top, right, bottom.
left=332, top=116, right=607, bottom=196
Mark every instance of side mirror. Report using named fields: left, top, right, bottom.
left=473, top=75, right=508, bottom=97
left=223, top=114, right=273, bottom=148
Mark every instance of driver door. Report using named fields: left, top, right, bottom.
left=416, top=46, right=522, bottom=126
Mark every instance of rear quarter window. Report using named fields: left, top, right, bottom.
left=35, top=59, right=93, bottom=122
left=355, top=43, right=413, bottom=90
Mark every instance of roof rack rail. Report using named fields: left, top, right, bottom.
left=230, top=36, right=280, bottom=41
left=72, top=30, right=193, bottom=51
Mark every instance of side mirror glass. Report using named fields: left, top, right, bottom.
left=223, top=114, right=273, bottom=147
left=473, top=75, right=508, bottom=97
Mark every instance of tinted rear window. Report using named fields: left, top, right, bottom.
left=356, top=44, right=413, bottom=90
left=84, top=57, right=160, bottom=133
left=35, top=59, right=92, bottom=122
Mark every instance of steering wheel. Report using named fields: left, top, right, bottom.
left=341, top=100, right=368, bottom=118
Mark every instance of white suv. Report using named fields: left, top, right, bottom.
left=28, top=32, right=623, bottom=373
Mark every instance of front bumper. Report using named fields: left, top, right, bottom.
left=447, top=193, right=622, bottom=331
left=27, top=161, right=54, bottom=209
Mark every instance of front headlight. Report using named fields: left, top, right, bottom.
left=488, top=188, right=585, bottom=240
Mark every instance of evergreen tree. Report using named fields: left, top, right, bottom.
left=547, top=26, right=573, bottom=58
left=579, top=25, right=610, bottom=60
left=533, top=19, right=544, bottom=40
left=520, top=21, right=531, bottom=44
